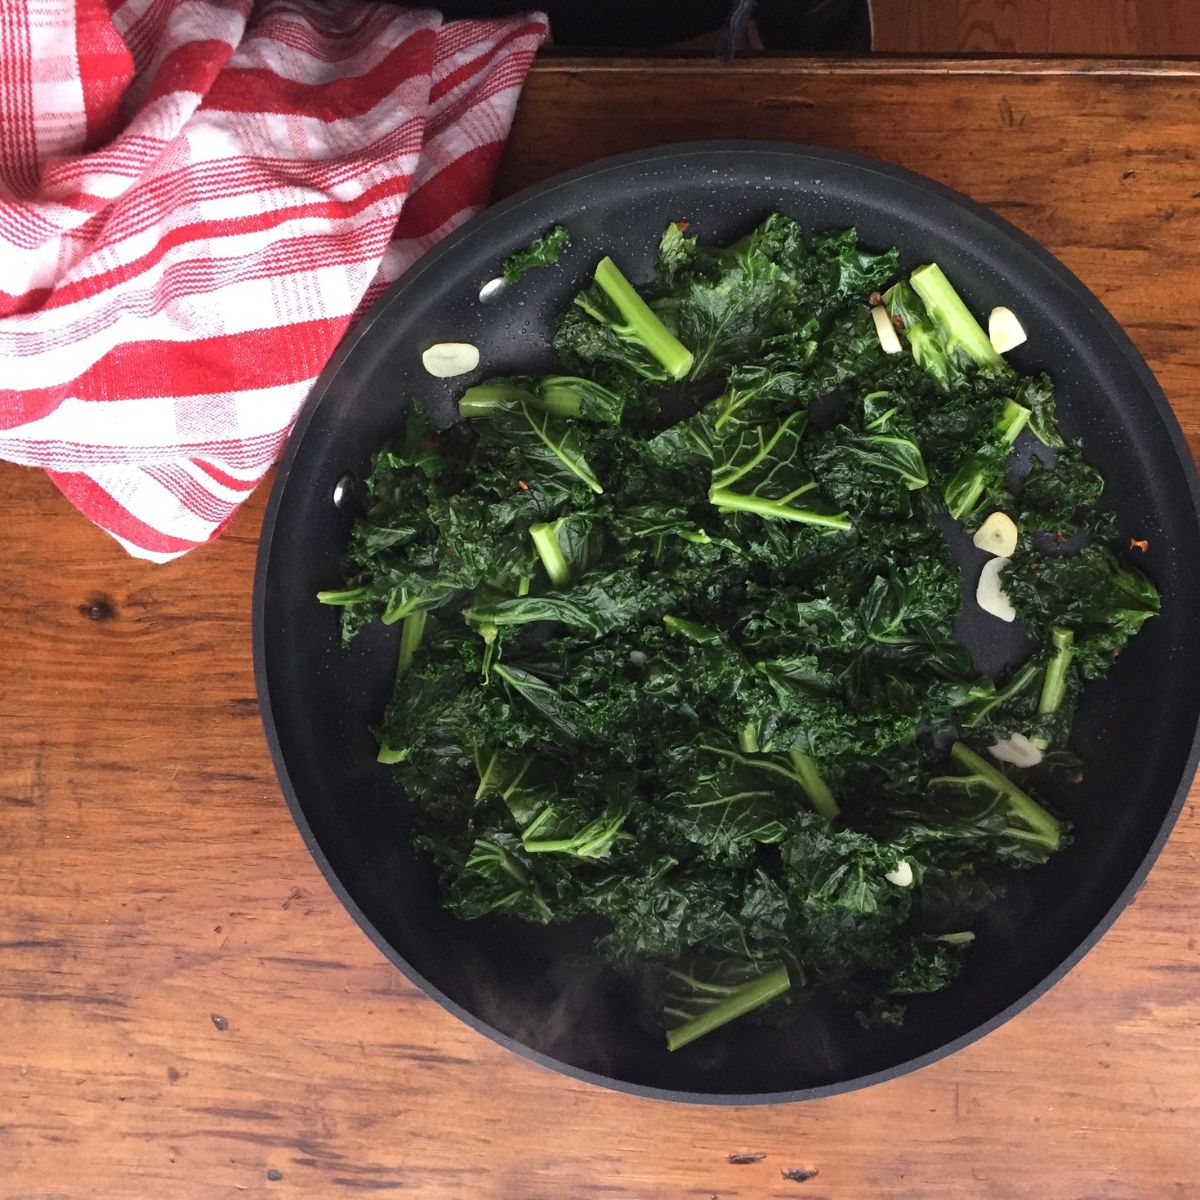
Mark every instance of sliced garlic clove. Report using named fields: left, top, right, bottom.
left=872, top=304, right=903, bottom=354
left=421, top=342, right=480, bottom=378
left=988, top=732, right=1045, bottom=768
left=976, top=556, right=1016, bottom=622
left=988, top=306, right=1027, bottom=355
left=973, top=511, right=1019, bottom=558
left=936, top=931, right=976, bottom=945
left=885, top=859, right=914, bottom=887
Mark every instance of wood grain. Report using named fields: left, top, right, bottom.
left=872, top=0, right=1200, bottom=56
left=3, top=57, right=1200, bottom=1200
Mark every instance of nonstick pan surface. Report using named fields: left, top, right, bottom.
left=254, top=142, right=1200, bottom=1103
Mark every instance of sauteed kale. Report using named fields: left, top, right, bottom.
left=501, top=222, right=569, bottom=285
left=319, top=215, right=1159, bottom=1049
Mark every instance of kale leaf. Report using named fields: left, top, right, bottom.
left=502, top=224, right=569, bottom=285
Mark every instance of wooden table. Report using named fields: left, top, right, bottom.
left=3, top=57, right=1200, bottom=1200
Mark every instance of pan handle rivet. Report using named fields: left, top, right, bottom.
left=332, top=473, right=355, bottom=508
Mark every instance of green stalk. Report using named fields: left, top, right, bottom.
left=461, top=376, right=622, bottom=423
left=738, top=723, right=760, bottom=754
left=666, top=966, right=791, bottom=1052
left=473, top=749, right=502, bottom=800
left=316, top=586, right=367, bottom=605
left=471, top=620, right=499, bottom=680
left=960, top=660, right=1041, bottom=728
left=663, top=614, right=722, bottom=644
left=708, top=489, right=852, bottom=529
left=910, top=263, right=1004, bottom=370
left=946, top=473, right=984, bottom=523
left=381, top=595, right=422, bottom=625
left=945, top=400, right=1032, bottom=520
left=396, top=610, right=427, bottom=675
left=884, top=281, right=950, bottom=388
left=1031, top=627, right=1075, bottom=750
left=788, top=750, right=840, bottom=821
left=947, top=742, right=1063, bottom=849
left=1000, top=399, right=1031, bottom=445
left=529, top=378, right=583, bottom=417
left=520, top=398, right=603, bottom=495
left=523, top=809, right=629, bottom=859
left=529, top=522, right=571, bottom=588
left=458, top=381, right=538, bottom=418
left=592, top=256, right=694, bottom=381
left=539, top=375, right=623, bottom=421
left=862, top=390, right=898, bottom=430
left=700, top=745, right=838, bottom=822
left=375, top=612, right=429, bottom=765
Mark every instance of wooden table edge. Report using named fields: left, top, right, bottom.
left=532, top=52, right=1200, bottom=76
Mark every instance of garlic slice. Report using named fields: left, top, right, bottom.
left=988, top=306, right=1027, bottom=354
left=421, top=342, right=480, bottom=378
left=976, top=556, right=1016, bottom=622
left=885, top=860, right=914, bottom=887
left=988, top=732, right=1045, bottom=768
left=937, top=931, right=976, bottom=945
left=973, top=511, right=1019, bottom=558
left=872, top=304, right=903, bottom=354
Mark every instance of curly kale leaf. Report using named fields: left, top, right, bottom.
left=502, top=224, right=569, bottom=285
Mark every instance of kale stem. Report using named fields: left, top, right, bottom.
left=1038, top=627, right=1075, bottom=716
left=316, top=586, right=367, bottom=605
left=738, top=723, right=759, bottom=754
left=592, top=256, right=694, bottom=381
left=474, top=749, right=503, bottom=800
left=909, top=263, right=1003, bottom=370
left=788, top=750, right=840, bottom=821
left=709, top=489, right=852, bottom=528
left=530, top=522, right=571, bottom=588
left=665, top=970, right=739, bottom=997
left=666, top=965, right=791, bottom=1052
left=520, top=398, right=604, bottom=494
left=382, top=596, right=420, bottom=625
left=1031, top=627, right=1075, bottom=750
left=396, top=610, right=427, bottom=675
left=960, top=660, right=1041, bottom=728
left=700, top=744, right=838, bottom=821
left=540, top=376, right=622, bottom=420
left=884, top=281, right=949, bottom=388
left=1000, top=399, right=1031, bottom=445
left=948, top=742, right=1063, bottom=848
left=663, top=614, right=722, bottom=644
left=458, top=381, right=538, bottom=418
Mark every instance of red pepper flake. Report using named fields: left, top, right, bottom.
left=1030, top=561, right=1040, bottom=570
left=426, top=434, right=440, bottom=447
left=892, top=313, right=904, bottom=329
left=1073, top=771, right=1084, bottom=784
left=1112, top=649, right=1120, bottom=659
left=517, top=479, right=529, bottom=491
left=868, top=291, right=883, bottom=307
left=1053, top=530, right=1065, bottom=543
left=675, top=220, right=690, bottom=232
left=1130, top=537, right=1149, bottom=552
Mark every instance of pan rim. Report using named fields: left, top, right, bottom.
left=253, top=139, right=1200, bottom=1104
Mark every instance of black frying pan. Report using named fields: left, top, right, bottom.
left=253, top=142, right=1200, bottom=1103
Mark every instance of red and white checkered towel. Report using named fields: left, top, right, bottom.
left=0, top=1, right=547, bottom=560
